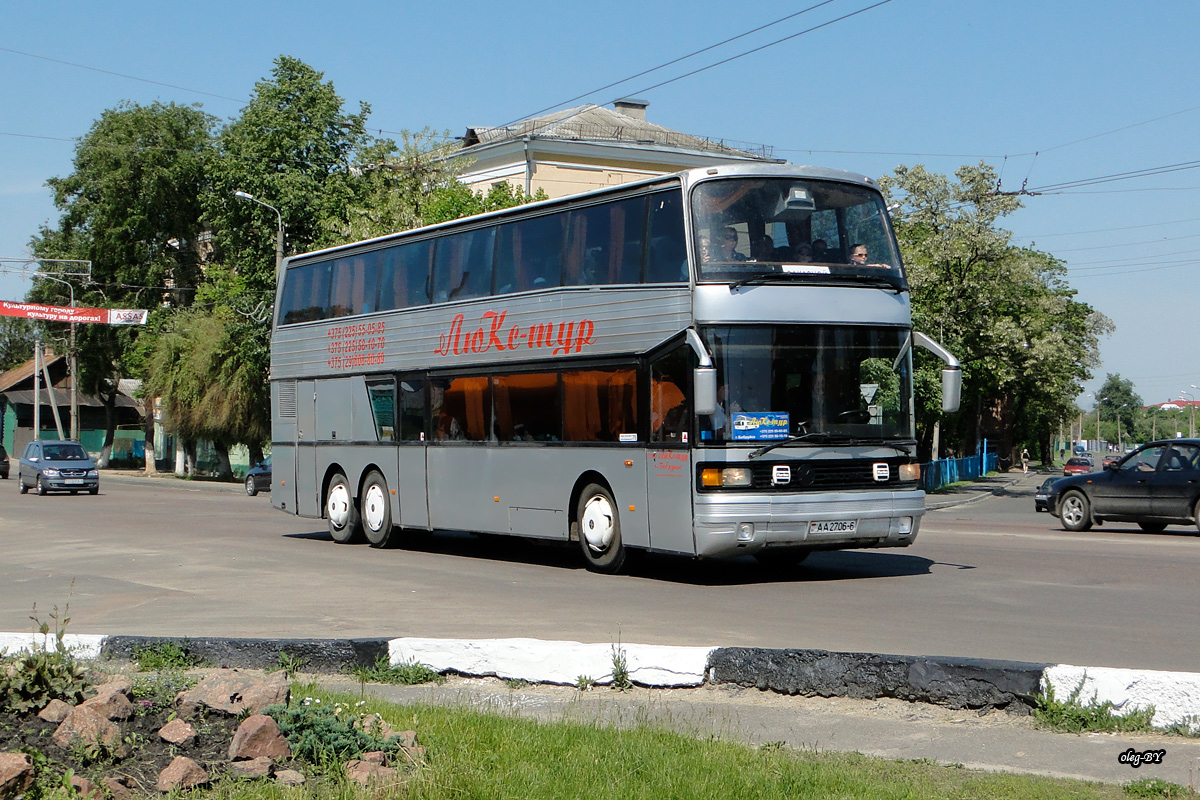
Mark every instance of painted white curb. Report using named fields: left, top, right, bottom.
left=0, top=633, right=107, bottom=660
left=1043, top=664, right=1200, bottom=731
left=389, top=637, right=715, bottom=687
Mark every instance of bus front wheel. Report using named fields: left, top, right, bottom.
left=361, top=471, right=395, bottom=548
left=577, top=483, right=626, bottom=574
left=326, top=472, right=363, bottom=544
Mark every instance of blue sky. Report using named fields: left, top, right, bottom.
left=3, top=0, right=1198, bottom=408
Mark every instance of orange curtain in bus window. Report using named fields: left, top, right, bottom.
left=329, top=257, right=354, bottom=317
left=491, top=376, right=514, bottom=441
left=442, top=376, right=489, bottom=441
left=651, top=379, right=685, bottom=439
left=606, top=369, right=637, bottom=437
left=563, top=371, right=604, bottom=441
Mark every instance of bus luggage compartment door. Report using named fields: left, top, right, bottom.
left=295, top=380, right=319, bottom=518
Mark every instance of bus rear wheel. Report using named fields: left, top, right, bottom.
left=326, top=472, right=363, bottom=544
left=361, top=471, right=396, bottom=548
left=577, top=483, right=626, bottom=574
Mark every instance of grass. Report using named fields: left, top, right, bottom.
left=1035, top=679, right=1158, bottom=735
left=130, top=639, right=206, bottom=671
left=161, top=683, right=1138, bottom=800
left=348, top=655, right=445, bottom=686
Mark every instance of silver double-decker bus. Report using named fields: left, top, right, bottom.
left=269, top=164, right=961, bottom=573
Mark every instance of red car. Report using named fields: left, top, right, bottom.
left=1063, top=457, right=1093, bottom=476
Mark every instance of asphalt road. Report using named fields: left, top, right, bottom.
left=1, top=471, right=1197, bottom=672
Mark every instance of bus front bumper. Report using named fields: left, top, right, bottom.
left=693, top=489, right=925, bottom=559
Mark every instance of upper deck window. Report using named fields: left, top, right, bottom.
left=691, top=178, right=905, bottom=289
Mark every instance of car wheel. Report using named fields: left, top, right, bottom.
left=35, top=476, right=46, bottom=496
left=1138, top=521, right=1167, bottom=534
left=1195, top=499, right=1200, bottom=535
left=18, top=476, right=27, bottom=494
left=1059, top=491, right=1092, bottom=532
left=88, top=487, right=98, bottom=495
left=361, top=471, right=395, bottom=548
left=325, top=471, right=363, bottom=544
left=245, top=475, right=258, bottom=497
left=576, top=483, right=626, bottom=574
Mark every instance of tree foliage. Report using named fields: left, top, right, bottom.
left=880, top=163, right=1112, bottom=461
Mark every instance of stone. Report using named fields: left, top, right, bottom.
left=361, top=750, right=386, bottom=765
left=155, top=756, right=209, bottom=792
left=228, top=714, right=291, bottom=761
left=38, top=699, right=72, bottom=723
left=80, top=689, right=134, bottom=721
left=274, top=769, right=306, bottom=786
left=355, top=713, right=395, bottom=739
left=101, top=776, right=133, bottom=800
left=69, top=774, right=101, bottom=798
left=157, top=718, right=197, bottom=746
left=177, top=670, right=290, bottom=717
left=52, top=706, right=121, bottom=751
left=0, top=753, right=35, bottom=799
left=345, top=759, right=401, bottom=787
left=228, top=757, right=273, bottom=779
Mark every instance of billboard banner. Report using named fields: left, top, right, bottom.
left=0, top=301, right=147, bottom=325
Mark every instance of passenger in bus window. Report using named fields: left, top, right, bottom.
left=793, top=243, right=814, bottom=263
left=849, top=244, right=869, bottom=265
left=751, top=234, right=776, bottom=262
left=714, top=227, right=746, bottom=262
left=811, top=239, right=829, bottom=261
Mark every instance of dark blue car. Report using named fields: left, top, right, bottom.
left=245, top=456, right=271, bottom=496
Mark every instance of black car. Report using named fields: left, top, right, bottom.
left=0, top=445, right=8, bottom=479
left=1034, top=477, right=1058, bottom=512
left=245, top=456, right=271, bottom=496
left=1048, top=439, right=1200, bottom=533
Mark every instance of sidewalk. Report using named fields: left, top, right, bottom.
left=924, top=468, right=1043, bottom=510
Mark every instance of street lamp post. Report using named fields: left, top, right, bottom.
left=234, top=191, right=284, bottom=276
left=1181, top=390, right=1197, bottom=438
left=34, top=273, right=79, bottom=441
left=1090, top=394, right=1107, bottom=450
left=1116, top=403, right=1129, bottom=452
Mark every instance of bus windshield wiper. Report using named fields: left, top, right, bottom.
left=748, top=432, right=912, bottom=460
left=729, top=272, right=781, bottom=290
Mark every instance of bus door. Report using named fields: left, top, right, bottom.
left=646, top=347, right=695, bottom=555
left=396, top=377, right=430, bottom=529
left=295, top=379, right=319, bottom=517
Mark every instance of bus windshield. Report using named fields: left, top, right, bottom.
left=698, top=325, right=914, bottom=445
left=691, top=178, right=904, bottom=288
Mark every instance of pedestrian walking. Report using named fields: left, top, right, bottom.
left=1021, top=448, right=1030, bottom=474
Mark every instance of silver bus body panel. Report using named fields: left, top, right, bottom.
left=693, top=488, right=924, bottom=559
left=271, top=287, right=692, bottom=381
left=693, top=284, right=911, bottom=326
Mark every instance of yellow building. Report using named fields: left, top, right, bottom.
left=455, top=99, right=782, bottom=200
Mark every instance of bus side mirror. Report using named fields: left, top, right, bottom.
left=942, top=367, right=962, bottom=413
left=694, top=367, right=718, bottom=416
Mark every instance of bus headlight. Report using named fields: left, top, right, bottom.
left=700, top=467, right=753, bottom=487
left=899, top=463, right=920, bottom=482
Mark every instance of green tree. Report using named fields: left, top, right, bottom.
left=28, top=101, right=214, bottom=464
left=880, top=163, right=1111, bottom=463
left=1092, top=374, right=1142, bottom=449
left=0, top=317, right=39, bottom=372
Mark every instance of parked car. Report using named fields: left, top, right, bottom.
left=244, top=456, right=271, bottom=496
left=1102, top=454, right=1120, bottom=468
left=1063, top=457, right=1093, bottom=476
left=0, top=445, right=8, bottom=479
left=1034, top=477, right=1059, bottom=512
left=18, top=440, right=99, bottom=495
left=1048, top=439, right=1200, bottom=533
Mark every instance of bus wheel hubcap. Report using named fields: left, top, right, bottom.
left=581, top=495, right=615, bottom=552
left=364, top=485, right=387, bottom=531
left=328, top=484, right=351, bottom=528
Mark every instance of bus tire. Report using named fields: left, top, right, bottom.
left=326, top=471, right=363, bottom=544
left=576, top=483, right=626, bottom=574
left=361, top=470, right=395, bottom=548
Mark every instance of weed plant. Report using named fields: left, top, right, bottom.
left=1035, top=679, right=1157, bottom=734
left=0, top=603, right=91, bottom=713
left=266, top=697, right=405, bottom=769
left=131, top=640, right=206, bottom=671
left=349, top=655, right=444, bottom=686
left=1123, top=777, right=1192, bottom=798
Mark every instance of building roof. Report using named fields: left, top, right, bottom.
left=461, top=103, right=777, bottom=162
left=0, top=352, right=66, bottom=393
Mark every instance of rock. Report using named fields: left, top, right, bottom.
left=274, top=769, right=306, bottom=786
left=228, top=715, right=291, bottom=761
left=345, top=759, right=401, bottom=787
left=355, top=713, right=395, bottom=738
left=155, top=756, right=209, bottom=792
left=52, top=706, right=121, bottom=752
left=80, top=689, right=134, bottom=721
left=157, top=718, right=197, bottom=746
left=38, top=699, right=73, bottom=723
left=0, top=753, right=35, bottom=799
left=69, top=774, right=101, bottom=798
left=228, top=757, right=273, bottom=779
left=361, top=750, right=387, bottom=765
left=101, top=776, right=133, bottom=800
left=177, top=670, right=290, bottom=717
